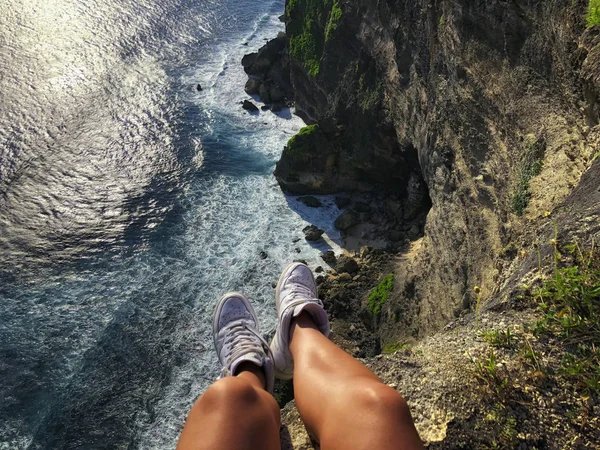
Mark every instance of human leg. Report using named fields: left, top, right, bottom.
left=177, top=293, right=281, bottom=450
left=290, top=312, right=423, bottom=450
left=270, top=263, right=423, bottom=450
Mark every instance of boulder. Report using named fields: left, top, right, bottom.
left=303, top=225, right=324, bottom=241
left=335, top=196, right=351, bottom=209
left=338, top=272, right=353, bottom=282
left=385, top=198, right=403, bottom=217
left=318, top=117, right=338, bottom=134
left=245, top=77, right=262, bottom=95
left=321, top=250, right=337, bottom=264
left=259, top=251, right=268, bottom=259
left=241, top=53, right=258, bottom=72
left=389, top=230, right=404, bottom=242
left=298, top=196, right=322, bottom=207
left=243, top=33, right=287, bottom=76
left=245, top=57, right=271, bottom=76
left=359, top=246, right=373, bottom=258
left=242, top=100, right=259, bottom=112
left=269, top=84, right=285, bottom=103
left=334, top=210, right=360, bottom=231
left=259, top=83, right=271, bottom=103
left=408, top=225, right=420, bottom=240
left=335, top=255, right=359, bottom=274
left=196, top=83, right=203, bottom=91
left=353, top=201, right=372, bottom=213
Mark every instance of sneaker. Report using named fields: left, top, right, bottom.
left=213, top=292, right=275, bottom=393
left=270, top=263, right=330, bottom=379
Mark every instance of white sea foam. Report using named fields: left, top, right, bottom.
left=135, top=8, right=343, bottom=449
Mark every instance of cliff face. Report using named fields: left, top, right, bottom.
left=277, top=0, right=600, bottom=340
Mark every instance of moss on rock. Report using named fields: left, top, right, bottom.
left=286, top=124, right=319, bottom=157
left=587, top=0, right=600, bottom=27
left=368, top=274, right=394, bottom=315
left=286, top=0, right=342, bottom=77
left=325, top=1, right=342, bottom=42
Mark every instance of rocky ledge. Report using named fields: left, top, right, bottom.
left=242, top=1, right=600, bottom=448
left=242, top=32, right=294, bottom=111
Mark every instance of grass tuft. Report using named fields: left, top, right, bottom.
left=532, top=243, right=600, bottom=394
left=383, top=341, right=411, bottom=353
left=587, top=0, right=600, bottom=27
left=368, top=274, right=394, bottom=315
left=484, top=328, right=516, bottom=349
left=474, top=349, right=509, bottom=399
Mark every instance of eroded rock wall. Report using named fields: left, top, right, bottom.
left=278, top=0, right=600, bottom=340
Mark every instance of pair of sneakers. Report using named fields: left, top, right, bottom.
left=213, top=262, right=330, bottom=393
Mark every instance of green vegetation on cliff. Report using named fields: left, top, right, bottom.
left=383, top=341, right=411, bottom=353
left=286, top=0, right=342, bottom=77
left=286, top=124, right=319, bottom=156
left=511, top=137, right=545, bottom=216
left=357, top=69, right=383, bottom=112
left=368, top=274, right=394, bottom=315
left=587, top=0, right=600, bottom=27
left=287, top=124, right=319, bottom=161
left=325, top=1, right=342, bottom=42
left=532, top=243, right=600, bottom=394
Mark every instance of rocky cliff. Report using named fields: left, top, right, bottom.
left=276, top=0, right=599, bottom=341
left=248, top=0, right=600, bottom=447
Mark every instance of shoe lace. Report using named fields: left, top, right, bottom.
left=289, top=283, right=318, bottom=300
left=286, top=282, right=323, bottom=307
left=219, top=320, right=273, bottom=375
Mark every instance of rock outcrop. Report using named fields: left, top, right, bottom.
left=277, top=0, right=599, bottom=341
left=302, top=225, right=324, bottom=241
left=242, top=32, right=294, bottom=106
left=258, top=1, right=600, bottom=448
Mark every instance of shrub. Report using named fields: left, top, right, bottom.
left=286, top=0, right=324, bottom=76
left=368, top=274, right=394, bottom=315
left=289, top=23, right=321, bottom=77
left=587, top=0, right=600, bottom=27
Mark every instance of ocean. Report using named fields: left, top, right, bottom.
left=0, top=0, right=341, bottom=447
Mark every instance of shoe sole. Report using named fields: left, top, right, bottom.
left=212, top=292, right=259, bottom=350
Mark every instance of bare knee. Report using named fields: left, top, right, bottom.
left=193, top=377, right=279, bottom=419
left=351, top=382, right=413, bottom=423
left=199, top=377, right=260, bottom=408
left=179, top=377, right=282, bottom=450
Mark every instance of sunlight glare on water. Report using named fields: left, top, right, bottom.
left=0, top=0, right=342, bottom=448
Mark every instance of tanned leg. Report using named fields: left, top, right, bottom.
left=177, top=363, right=281, bottom=450
left=290, top=313, right=424, bottom=450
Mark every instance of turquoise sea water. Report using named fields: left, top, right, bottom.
left=0, top=1, right=341, bottom=447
